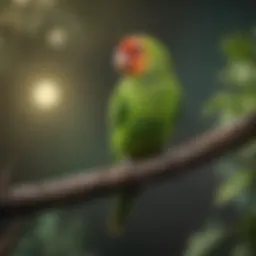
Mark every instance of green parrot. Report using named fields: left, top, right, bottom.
left=107, top=34, right=183, bottom=236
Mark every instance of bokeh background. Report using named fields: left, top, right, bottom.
left=0, top=1, right=255, bottom=255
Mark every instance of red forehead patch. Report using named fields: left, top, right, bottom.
left=118, top=36, right=141, bottom=51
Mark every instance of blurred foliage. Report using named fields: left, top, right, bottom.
left=13, top=210, right=95, bottom=256
left=185, top=29, right=256, bottom=256
left=0, top=1, right=98, bottom=256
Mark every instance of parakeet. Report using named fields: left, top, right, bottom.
left=107, top=34, right=183, bottom=236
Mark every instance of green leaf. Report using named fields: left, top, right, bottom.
left=184, top=225, right=227, bottom=256
left=231, top=243, right=253, bottom=256
left=215, top=171, right=252, bottom=206
left=203, top=92, right=235, bottom=117
left=224, top=61, right=256, bottom=87
left=220, top=32, right=254, bottom=61
left=239, top=141, right=256, bottom=160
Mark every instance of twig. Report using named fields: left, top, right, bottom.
left=0, top=112, right=255, bottom=218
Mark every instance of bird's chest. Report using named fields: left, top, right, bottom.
left=127, top=87, right=167, bottom=118
left=122, top=117, right=164, bottom=157
left=123, top=89, right=167, bottom=153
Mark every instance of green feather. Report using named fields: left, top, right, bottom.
left=107, top=186, right=141, bottom=236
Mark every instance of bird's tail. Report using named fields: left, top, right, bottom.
left=107, top=186, right=141, bottom=237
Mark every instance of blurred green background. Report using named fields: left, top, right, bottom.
left=0, top=0, right=255, bottom=255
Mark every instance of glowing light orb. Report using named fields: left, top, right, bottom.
left=46, top=28, right=68, bottom=49
left=32, top=79, right=61, bottom=110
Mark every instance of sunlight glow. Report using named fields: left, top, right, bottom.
left=37, top=0, right=58, bottom=8
left=46, top=27, right=68, bottom=49
left=12, top=0, right=57, bottom=8
left=31, top=79, right=61, bottom=110
left=12, top=0, right=31, bottom=7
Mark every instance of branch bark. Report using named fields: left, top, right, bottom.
left=0, top=112, right=255, bottom=218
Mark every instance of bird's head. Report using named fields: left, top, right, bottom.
left=113, top=34, right=171, bottom=77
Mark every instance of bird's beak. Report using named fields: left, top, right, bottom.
left=114, top=50, right=130, bottom=72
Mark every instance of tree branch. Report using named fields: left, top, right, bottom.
left=0, top=112, right=255, bottom=218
